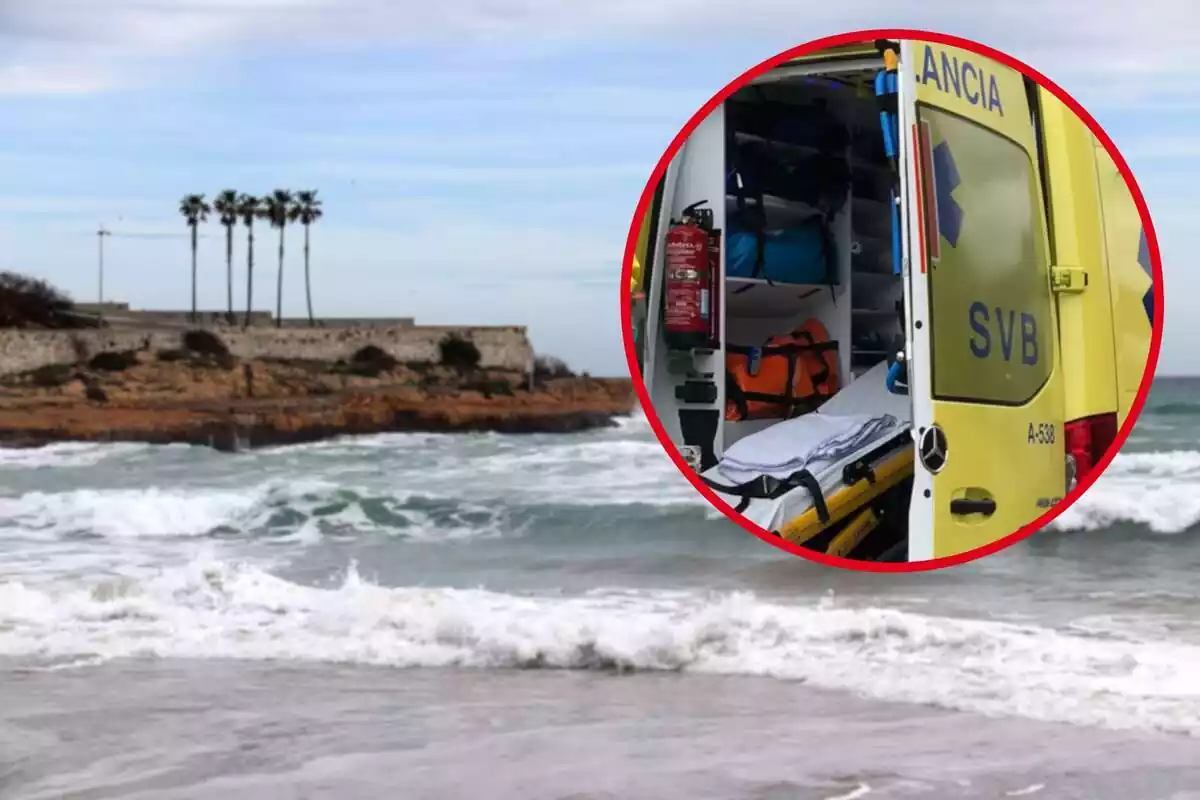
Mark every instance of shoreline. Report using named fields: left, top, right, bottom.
left=5, top=660, right=1200, bottom=799
left=0, top=350, right=636, bottom=452
left=0, top=406, right=631, bottom=453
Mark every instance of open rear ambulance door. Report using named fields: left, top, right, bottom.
left=899, top=40, right=1066, bottom=561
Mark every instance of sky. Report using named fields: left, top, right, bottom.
left=0, top=0, right=1195, bottom=377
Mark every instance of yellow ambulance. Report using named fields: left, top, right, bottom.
left=628, top=37, right=1159, bottom=563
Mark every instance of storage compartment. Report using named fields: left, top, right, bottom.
left=720, top=66, right=909, bottom=450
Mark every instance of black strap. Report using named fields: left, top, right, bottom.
left=788, top=330, right=834, bottom=394
left=726, top=340, right=839, bottom=357
left=841, top=435, right=908, bottom=486
left=701, top=469, right=831, bottom=525
left=725, top=369, right=749, bottom=421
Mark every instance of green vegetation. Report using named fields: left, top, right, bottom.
left=534, top=355, right=575, bottom=380
left=88, top=350, right=138, bottom=372
left=463, top=377, right=515, bottom=399
left=0, top=272, right=92, bottom=329
left=178, top=194, right=211, bottom=324
left=28, top=363, right=75, bottom=388
left=182, top=329, right=230, bottom=358
left=178, top=189, right=323, bottom=329
left=213, top=189, right=239, bottom=323
left=439, top=334, right=481, bottom=371
left=348, top=344, right=398, bottom=377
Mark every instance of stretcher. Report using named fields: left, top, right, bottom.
left=701, top=360, right=913, bottom=545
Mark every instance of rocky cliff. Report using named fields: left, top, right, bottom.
left=0, top=346, right=635, bottom=452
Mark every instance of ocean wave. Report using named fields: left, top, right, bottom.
left=0, top=479, right=711, bottom=544
left=1145, top=402, right=1200, bottom=417
left=1052, top=450, right=1200, bottom=534
left=0, top=442, right=161, bottom=470
left=3, top=557, right=1199, bottom=737
left=0, top=481, right=511, bottom=543
left=1103, top=450, right=1200, bottom=478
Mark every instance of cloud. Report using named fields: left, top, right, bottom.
left=1121, top=137, right=1200, bottom=162
left=0, top=194, right=165, bottom=217
left=4, top=0, right=1198, bottom=104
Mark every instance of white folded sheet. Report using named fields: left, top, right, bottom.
left=718, top=412, right=900, bottom=483
left=704, top=360, right=914, bottom=530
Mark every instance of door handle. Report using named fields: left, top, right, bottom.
left=950, top=498, right=996, bottom=517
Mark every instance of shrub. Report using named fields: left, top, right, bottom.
left=464, top=378, right=514, bottom=399
left=348, top=361, right=384, bottom=378
left=208, top=351, right=238, bottom=371
left=156, top=348, right=188, bottom=362
left=29, top=363, right=74, bottom=388
left=88, top=350, right=138, bottom=372
left=348, top=344, right=398, bottom=377
left=351, top=345, right=389, bottom=364
left=534, top=355, right=575, bottom=379
left=182, top=329, right=230, bottom=358
left=0, top=272, right=94, bottom=329
left=439, top=334, right=481, bottom=371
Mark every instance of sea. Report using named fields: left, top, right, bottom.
left=3, top=378, right=1200, bottom=799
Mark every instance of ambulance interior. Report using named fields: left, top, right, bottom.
left=648, top=57, right=917, bottom=560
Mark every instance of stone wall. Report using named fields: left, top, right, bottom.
left=70, top=305, right=417, bottom=330
left=0, top=324, right=534, bottom=375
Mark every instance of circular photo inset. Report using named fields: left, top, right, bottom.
left=622, top=30, right=1163, bottom=571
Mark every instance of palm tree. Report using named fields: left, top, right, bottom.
left=293, top=190, right=323, bottom=327
left=213, top=189, right=239, bottom=323
left=178, top=194, right=211, bottom=323
left=236, top=193, right=261, bottom=329
left=261, top=189, right=295, bottom=328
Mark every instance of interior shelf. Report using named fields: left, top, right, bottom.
left=725, top=278, right=831, bottom=319
left=734, top=132, right=890, bottom=176
left=733, top=131, right=822, bottom=157
left=726, top=192, right=824, bottom=224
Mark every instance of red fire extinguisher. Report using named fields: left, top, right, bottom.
left=664, top=201, right=715, bottom=351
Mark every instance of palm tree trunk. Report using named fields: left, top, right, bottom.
left=225, top=224, right=234, bottom=323
left=304, top=224, right=314, bottom=327
left=275, top=226, right=285, bottom=329
left=244, top=225, right=255, bottom=329
left=190, top=224, right=198, bottom=324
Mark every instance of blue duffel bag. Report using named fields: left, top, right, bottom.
left=726, top=218, right=835, bottom=285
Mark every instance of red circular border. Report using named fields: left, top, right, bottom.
left=619, top=27, right=1165, bottom=573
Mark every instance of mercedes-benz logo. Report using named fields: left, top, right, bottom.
left=919, top=425, right=948, bottom=474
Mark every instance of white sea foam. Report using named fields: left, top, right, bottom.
left=0, top=478, right=512, bottom=543
left=2, top=557, right=1198, bottom=736
left=1053, top=450, right=1200, bottom=533
left=0, top=479, right=333, bottom=540
left=0, top=442, right=158, bottom=469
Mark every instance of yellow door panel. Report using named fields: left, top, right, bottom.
left=1035, top=93, right=1118, bottom=424
left=1093, top=143, right=1155, bottom=425
left=631, top=205, right=651, bottom=297
left=908, top=41, right=1066, bottom=558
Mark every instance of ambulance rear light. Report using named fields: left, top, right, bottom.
left=1064, top=413, right=1118, bottom=489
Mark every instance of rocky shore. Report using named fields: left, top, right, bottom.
left=0, top=341, right=635, bottom=452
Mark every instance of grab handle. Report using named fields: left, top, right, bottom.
left=950, top=498, right=997, bottom=517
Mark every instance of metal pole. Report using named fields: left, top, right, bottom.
left=97, top=226, right=111, bottom=323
